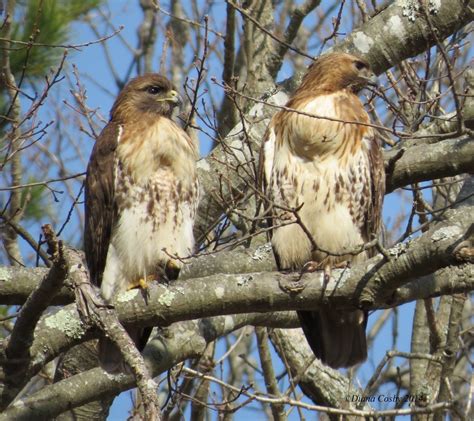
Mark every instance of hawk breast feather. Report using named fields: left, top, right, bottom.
left=85, top=117, right=199, bottom=300
left=261, top=92, right=384, bottom=267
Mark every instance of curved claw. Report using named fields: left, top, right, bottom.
left=127, top=274, right=156, bottom=291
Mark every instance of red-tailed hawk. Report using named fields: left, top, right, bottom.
left=84, top=74, right=199, bottom=371
left=260, top=53, right=385, bottom=368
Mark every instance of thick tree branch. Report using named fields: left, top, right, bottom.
left=0, top=202, right=469, bottom=409
left=331, top=0, right=473, bottom=74
left=8, top=309, right=458, bottom=420
left=0, top=313, right=291, bottom=421
left=0, top=204, right=471, bottom=415
left=270, top=0, right=322, bottom=76
left=1, top=226, right=67, bottom=407
left=385, top=136, right=473, bottom=193
left=269, top=328, right=360, bottom=411
left=0, top=266, right=73, bottom=305
left=359, top=204, right=473, bottom=307
left=67, top=250, right=162, bottom=421
left=0, top=242, right=276, bottom=305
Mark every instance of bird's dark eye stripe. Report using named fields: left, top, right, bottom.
left=146, top=86, right=162, bottom=94
left=355, top=61, right=366, bottom=70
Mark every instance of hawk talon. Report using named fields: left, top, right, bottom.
left=301, top=260, right=323, bottom=274
left=321, top=261, right=350, bottom=295
left=127, top=274, right=156, bottom=291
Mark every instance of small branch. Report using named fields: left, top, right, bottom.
left=423, top=298, right=444, bottom=351
left=213, top=78, right=397, bottom=134
left=363, top=350, right=442, bottom=401
left=0, top=172, right=86, bottom=191
left=184, top=15, right=209, bottom=131
left=0, top=26, right=124, bottom=50
left=256, top=327, right=286, bottom=420
left=0, top=216, right=51, bottom=266
left=189, top=343, right=215, bottom=420
left=153, top=1, right=224, bottom=38
left=269, top=0, right=322, bottom=76
left=137, top=0, right=158, bottom=74
left=422, top=3, right=463, bottom=135
left=436, top=294, right=467, bottom=408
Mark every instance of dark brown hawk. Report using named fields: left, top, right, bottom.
left=260, top=53, right=385, bottom=368
left=84, top=74, right=199, bottom=371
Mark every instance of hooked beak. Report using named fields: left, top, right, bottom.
left=167, top=90, right=183, bottom=108
left=365, top=72, right=378, bottom=88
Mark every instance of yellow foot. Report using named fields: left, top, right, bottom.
left=127, top=274, right=156, bottom=291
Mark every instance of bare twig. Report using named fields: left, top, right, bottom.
left=0, top=26, right=124, bottom=50
left=184, top=15, right=209, bottom=131
left=182, top=366, right=453, bottom=418
left=0, top=172, right=85, bottom=191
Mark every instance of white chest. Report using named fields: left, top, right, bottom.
left=270, top=143, right=371, bottom=268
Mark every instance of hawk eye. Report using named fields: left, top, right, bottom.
left=147, top=86, right=162, bottom=95
left=355, top=61, right=367, bottom=70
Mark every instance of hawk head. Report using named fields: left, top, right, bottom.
left=110, top=74, right=182, bottom=122
left=301, top=53, right=377, bottom=93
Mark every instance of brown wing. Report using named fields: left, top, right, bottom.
left=84, top=122, right=120, bottom=287
left=365, top=133, right=385, bottom=249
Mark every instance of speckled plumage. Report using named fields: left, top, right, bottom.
left=100, top=115, right=199, bottom=301
left=84, top=74, right=199, bottom=371
left=260, top=53, right=385, bottom=368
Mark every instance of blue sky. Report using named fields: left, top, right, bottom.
left=6, top=0, right=451, bottom=418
